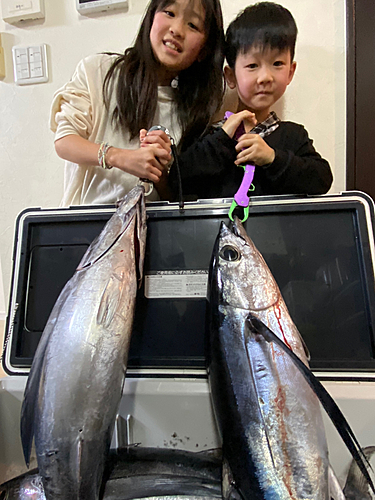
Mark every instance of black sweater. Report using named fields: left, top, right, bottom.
left=169, top=121, right=333, bottom=200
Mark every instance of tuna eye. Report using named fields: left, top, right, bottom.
left=220, top=245, right=240, bottom=262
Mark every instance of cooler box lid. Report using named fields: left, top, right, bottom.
left=3, top=192, right=375, bottom=380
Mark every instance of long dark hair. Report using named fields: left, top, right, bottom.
left=103, top=0, right=224, bottom=152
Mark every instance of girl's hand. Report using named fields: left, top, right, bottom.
left=222, top=110, right=257, bottom=138
left=106, top=146, right=171, bottom=183
left=54, top=135, right=171, bottom=183
left=235, top=134, right=275, bottom=167
left=139, top=128, right=171, bottom=154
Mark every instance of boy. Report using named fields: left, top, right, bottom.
left=169, top=2, right=333, bottom=200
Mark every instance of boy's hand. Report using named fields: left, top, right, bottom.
left=235, top=134, right=275, bottom=167
left=222, top=110, right=257, bottom=138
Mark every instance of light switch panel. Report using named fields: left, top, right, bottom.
left=12, top=44, right=48, bottom=85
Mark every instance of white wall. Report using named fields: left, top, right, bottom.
left=0, top=0, right=346, bottom=307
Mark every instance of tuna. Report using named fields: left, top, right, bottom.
left=207, top=217, right=373, bottom=500
left=0, top=447, right=222, bottom=500
left=20, top=186, right=147, bottom=500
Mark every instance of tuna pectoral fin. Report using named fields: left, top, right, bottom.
left=97, top=270, right=127, bottom=328
left=21, top=323, right=53, bottom=467
left=247, top=314, right=375, bottom=496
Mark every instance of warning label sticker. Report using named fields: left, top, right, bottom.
left=144, top=270, right=208, bottom=299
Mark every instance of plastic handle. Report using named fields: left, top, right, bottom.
left=234, top=165, right=255, bottom=207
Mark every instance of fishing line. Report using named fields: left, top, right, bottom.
left=146, top=125, right=184, bottom=213
left=170, top=140, right=184, bottom=213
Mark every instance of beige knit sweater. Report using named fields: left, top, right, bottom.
left=50, top=53, right=182, bottom=206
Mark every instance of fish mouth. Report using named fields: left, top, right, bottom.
left=227, top=217, right=248, bottom=243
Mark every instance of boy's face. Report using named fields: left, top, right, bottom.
left=224, top=46, right=296, bottom=122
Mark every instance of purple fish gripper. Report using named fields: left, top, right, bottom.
left=225, top=111, right=255, bottom=221
left=234, top=164, right=256, bottom=207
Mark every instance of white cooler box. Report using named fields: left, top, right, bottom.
left=2, top=191, right=375, bottom=485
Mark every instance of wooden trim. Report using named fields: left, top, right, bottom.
left=346, top=0, right=355, bottom=190
left=346, top=0, right=375, bottom=200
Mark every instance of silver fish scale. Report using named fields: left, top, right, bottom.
left=246, top=311, right=328, bottom=498
left=3, top=476, right=221, bottom=500
left=0, top=446, right=223, bottom=500
left=21, top=186, right=147, bottom=500
left=209, top=219, right=330, bottom=499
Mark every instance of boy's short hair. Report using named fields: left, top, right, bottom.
left=225, top=2, right=297, bottom=68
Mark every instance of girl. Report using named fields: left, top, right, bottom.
left=50, top=0, right=224, bottom=206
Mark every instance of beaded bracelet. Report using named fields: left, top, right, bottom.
left=98, top=142, right=113, bottom=170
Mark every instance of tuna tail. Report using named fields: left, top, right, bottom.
left=343, top=446, right=375, bottom=499
left=247, top=314, right=375, bottom=496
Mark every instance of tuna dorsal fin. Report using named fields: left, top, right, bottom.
left=247, top=313, right=375, bottom=496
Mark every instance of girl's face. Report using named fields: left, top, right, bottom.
left=150, top=0, right=207, bottom=85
